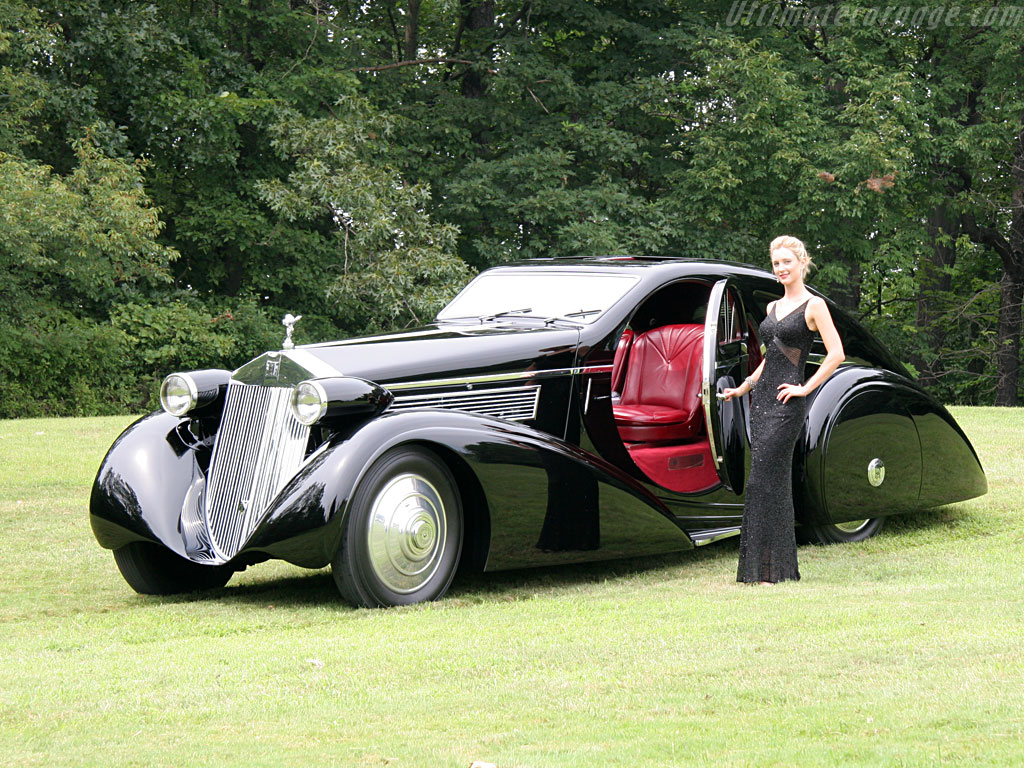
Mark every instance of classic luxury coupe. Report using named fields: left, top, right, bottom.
left=90, top=257, right=987, bottom=606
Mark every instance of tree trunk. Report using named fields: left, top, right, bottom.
left=963, top=118, right=1024, bottom=406
left=914, top=203, right=960, bottom=388
left=404, top=0, right=422, bottom=61
left=995, top=270, right=1023, bottom=405
left=825, top=247, right=860, bottom=313
left=994, top=119, right=1024, bottom=406
left=460, top=0, right=494, bottom=99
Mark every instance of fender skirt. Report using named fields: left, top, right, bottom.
left=797, top=367, right=987, bottom=526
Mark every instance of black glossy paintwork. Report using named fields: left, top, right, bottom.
left=91, top=412, right=205, bottom=556
left=304, top=324, right=581, bottom=385
left=316, top=377, right=393, bottom=424
left=180, top=369, right=232, bottom=415
left=93, top=407, right=693, bottom=570
left=90, top=257, right=988, bottom=579
left=796, top=367, right=986, bottom=526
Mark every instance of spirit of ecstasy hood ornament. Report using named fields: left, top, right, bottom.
left=282, top=313, right=302, bottom=350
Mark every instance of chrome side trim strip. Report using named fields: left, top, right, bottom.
left=384, top=365, right=602, bottom=391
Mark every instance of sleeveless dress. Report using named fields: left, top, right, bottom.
left=736, top=298, right=815, bottom=584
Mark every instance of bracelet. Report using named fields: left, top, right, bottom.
left=744, top=375, right=756, bottom=391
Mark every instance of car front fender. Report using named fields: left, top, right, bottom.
left=244, top=408, right=694, bottom=571
left=90, top=412, right=200, bottom=557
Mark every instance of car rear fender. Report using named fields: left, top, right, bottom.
left=796, top=367, right=986, bottom=527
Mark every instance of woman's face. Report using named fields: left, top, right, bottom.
left=771, top=247, right=804, bottom=286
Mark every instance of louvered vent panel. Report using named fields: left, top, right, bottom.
left=388, top=385, right=540, bottom=421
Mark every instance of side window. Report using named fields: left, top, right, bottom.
left=750, top=289, right=780, bottom=322
left=717, top=290, right=743, bottom=343
left=628, top=280, right=712, bottom=333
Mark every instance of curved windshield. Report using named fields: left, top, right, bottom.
left=436, top=271, right=639, bottom=324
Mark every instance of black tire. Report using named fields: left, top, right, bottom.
left=333, top=446, right=463, bottom=608
left=799, top=517, right=886, bottom=545
left=112, top=541, right=233, bottom=595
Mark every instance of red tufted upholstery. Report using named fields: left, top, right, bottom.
left=611, top=329, right=634, bottom=396
left=613, top=324, right=705, bottom=443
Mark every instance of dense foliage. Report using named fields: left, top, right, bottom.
left=1, top=0, right=1021, bottom=415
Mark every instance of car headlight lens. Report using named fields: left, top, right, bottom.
left=160, top=374, right=198, bottom=417
left=291, top=380, right=328, bottom=426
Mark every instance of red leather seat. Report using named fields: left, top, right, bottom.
left=613, top=324, right=705, bottom=443
left=611, top=329, right=634, bottom=396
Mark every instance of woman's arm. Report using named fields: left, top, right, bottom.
left=778, top=297, right=845, bottom=403
left=721, top=357, right=766, bottom=401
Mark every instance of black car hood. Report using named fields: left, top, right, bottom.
left=264, top=322, right=582, bottom=386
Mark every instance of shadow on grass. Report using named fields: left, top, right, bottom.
left=155, top=539, right=741, bottom=609
left=879, top=504, right=977, bottom=536
left=448, top=537, right=740, bottom=601
left=145, top=506, right=966, bottom=609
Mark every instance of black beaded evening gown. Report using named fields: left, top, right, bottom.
left=736, top=298, right=814, bottom=584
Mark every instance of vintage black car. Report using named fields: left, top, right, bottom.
left=90, top=257, right=987, bottom=606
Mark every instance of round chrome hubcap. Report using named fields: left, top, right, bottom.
left=834, top=519, right=871, bottom=534
left=867, top=458, right=886, bottom=487
left=367, top=473, right=447, bottom=594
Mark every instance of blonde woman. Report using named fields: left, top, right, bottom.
left=722, top=236, right=845, bottom=584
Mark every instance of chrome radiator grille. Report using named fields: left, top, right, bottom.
left=388, top=384, right=540, bottom=422
left=205, top=383, right=310, bottom=559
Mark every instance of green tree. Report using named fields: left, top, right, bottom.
left=0, top=139, right=176, bottom=415
left=257, top=95, right=471, bottom=331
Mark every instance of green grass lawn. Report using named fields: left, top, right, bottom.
left=0, top=408, right=1021, bottom=767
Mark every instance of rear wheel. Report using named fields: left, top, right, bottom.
left=112, top=542, right=233, bottom=594
left=333, top=446, right=463, bottom=608
left=800, top=517, right=886, bottom=545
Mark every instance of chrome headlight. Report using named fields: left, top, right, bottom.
left=290, top=380, right=328, bottom=426
left=160, top=374, right=198, bottom=416
left=159, top=370, right=232, bottom=417
left=289, top=377, right=394, bottom=427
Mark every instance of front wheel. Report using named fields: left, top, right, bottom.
left=800, top=517, right=886, bottom=545
left=333, top=446, right=463, bottom=608
left=112, top=542, right=233, bottom=594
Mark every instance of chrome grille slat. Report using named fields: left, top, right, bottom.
left=388, top=385, right=540, bottom=421
left=205, top=383, right=310, bottom=559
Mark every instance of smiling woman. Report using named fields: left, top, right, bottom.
left=723, top=236, right=847, bottom=584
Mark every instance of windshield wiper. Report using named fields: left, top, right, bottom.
left=543, top=308, right=601, bottom=326
left=481, top=307, right=533, bottom=322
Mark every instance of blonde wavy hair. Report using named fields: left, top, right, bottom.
left=770, top=235, right=815, bottom=278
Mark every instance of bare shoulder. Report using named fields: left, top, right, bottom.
left=805, top=296, right=835, bottom=332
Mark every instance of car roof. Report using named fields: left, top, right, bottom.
left=483, top=255, right=769, bottom=278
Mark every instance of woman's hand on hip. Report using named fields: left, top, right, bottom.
left=777, top=383, right=808, bottom=403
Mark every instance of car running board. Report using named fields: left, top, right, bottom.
left=688, top=526, right=742, bottom=546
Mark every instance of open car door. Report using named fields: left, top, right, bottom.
left=701, top=279, right=749, bottom=493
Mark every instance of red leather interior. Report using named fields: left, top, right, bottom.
left=626, top=440, right=718, bottom=493
left=611, top=329, right=634, bottom=395
left=613, top=324, right=705, bottom=443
